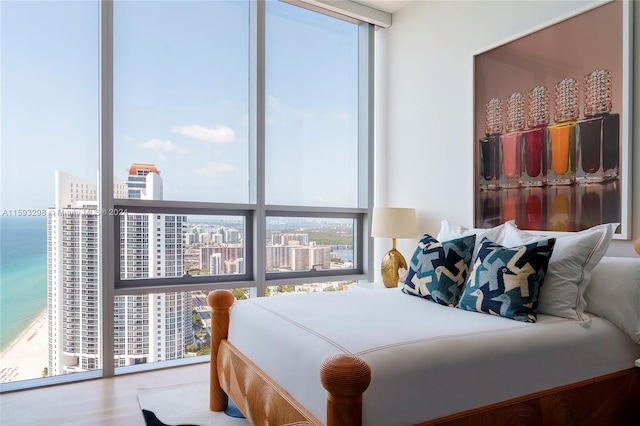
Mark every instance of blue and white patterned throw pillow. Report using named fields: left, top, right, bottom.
left=457, top=237, right=556, bottom=322
left=402, top=234, right=476, bottom=306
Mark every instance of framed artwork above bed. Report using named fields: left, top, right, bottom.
left=472, top=0, right=633, bottom=239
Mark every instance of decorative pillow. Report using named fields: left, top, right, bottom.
left=402, top=234, right=476, bottom=306
left=437, top=219, right=513, bottom=263
left=584, top=257, right=640, bottom=343
left=457, top=237, right=556, bottom=322
left=502, top=222, right=616, bottom=323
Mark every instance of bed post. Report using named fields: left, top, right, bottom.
left=207, top=289, right=235, bottom=412
left=320, top=354, right=371, bottom=426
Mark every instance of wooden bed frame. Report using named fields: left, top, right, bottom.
left=207, top=289, right=640, bottom=426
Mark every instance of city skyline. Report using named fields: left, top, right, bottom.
left=48, top=161, right=354, bottom=361
left=0, top=162, right=356, bottom=383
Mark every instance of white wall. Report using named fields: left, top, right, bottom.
left=375, top=0, right=639, bottom=263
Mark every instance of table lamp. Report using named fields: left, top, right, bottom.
left=371, top=207, right=417, bottom=288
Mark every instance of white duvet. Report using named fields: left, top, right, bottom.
left=227, top=287, right=640, bottom=425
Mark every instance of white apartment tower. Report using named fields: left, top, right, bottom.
left=210, top=253, right=222, bottom=275
left=47, top=171, right=102, bottom=373
left=47, top=164, right=193, bottom=375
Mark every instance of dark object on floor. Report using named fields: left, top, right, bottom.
left=142, top=399, right=245, bottom=426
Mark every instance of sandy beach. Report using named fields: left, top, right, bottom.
left=0, top=310, right=48, bottom=383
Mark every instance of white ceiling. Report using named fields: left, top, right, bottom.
left=353, top=0, right=413, bottom=14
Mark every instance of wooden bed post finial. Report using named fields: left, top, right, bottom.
left=320, top=354, right=371, bottom=426
left=207, top=289, right=235, bottom=412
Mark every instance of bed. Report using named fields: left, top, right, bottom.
left=207, top=224, right=640, bottom=425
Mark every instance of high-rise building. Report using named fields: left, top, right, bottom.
left=47, top=172, right=102, bottom=374
left=309, top=246, right=331, bottom=270
left=126, top=163, right=162, bottom=200
left=210, top=253, right=222, bottom=275
left=199, top=246, right=244, bottom=272
left=199, top=233, right=211, bottom=245
left=225, top=229, right=239, bottom=244
left=47, top=164, right=193, bottom=375
left=290, top=247, right=310, bottom=271
left=266, top=245, right=290, bottom=271
left=224, top=258, right=244, bottom=274
left=271, top=233, right=308, bottom=246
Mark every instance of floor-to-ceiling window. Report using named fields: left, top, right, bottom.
left=0, top=0, right=373, bottom=391
left=264, top=1, right=363, bottom=294
left=0, top=1, right=101, bottom=386
left=111, top=0, right=252, bottom=373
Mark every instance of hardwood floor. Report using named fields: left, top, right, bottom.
left=0, top=362, right=209, bottom=425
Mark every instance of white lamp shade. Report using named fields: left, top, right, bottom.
left=371, top=207, right=417, bottom=239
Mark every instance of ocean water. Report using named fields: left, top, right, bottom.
left=0, top=216, right=48, bottom=352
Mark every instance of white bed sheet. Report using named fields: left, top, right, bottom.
left=227, top=288, right=640, bottom=425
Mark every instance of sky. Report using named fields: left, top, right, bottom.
left=0, top=0, right=359, bottom=211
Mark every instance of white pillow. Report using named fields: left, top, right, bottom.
left=502, top=222, right=616, bottom=323
left=584, top=257, right=640, bottom=343
left=437, top=220, right=511, bottom=261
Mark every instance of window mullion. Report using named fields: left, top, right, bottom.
left=251, top=0, right=267, bottom=297
left=100, top=0, right=115, bottom=379
left=359, top=22, right=375, bottom=283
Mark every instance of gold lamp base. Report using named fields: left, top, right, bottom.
left=380, top=248, right=408, bottom=288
